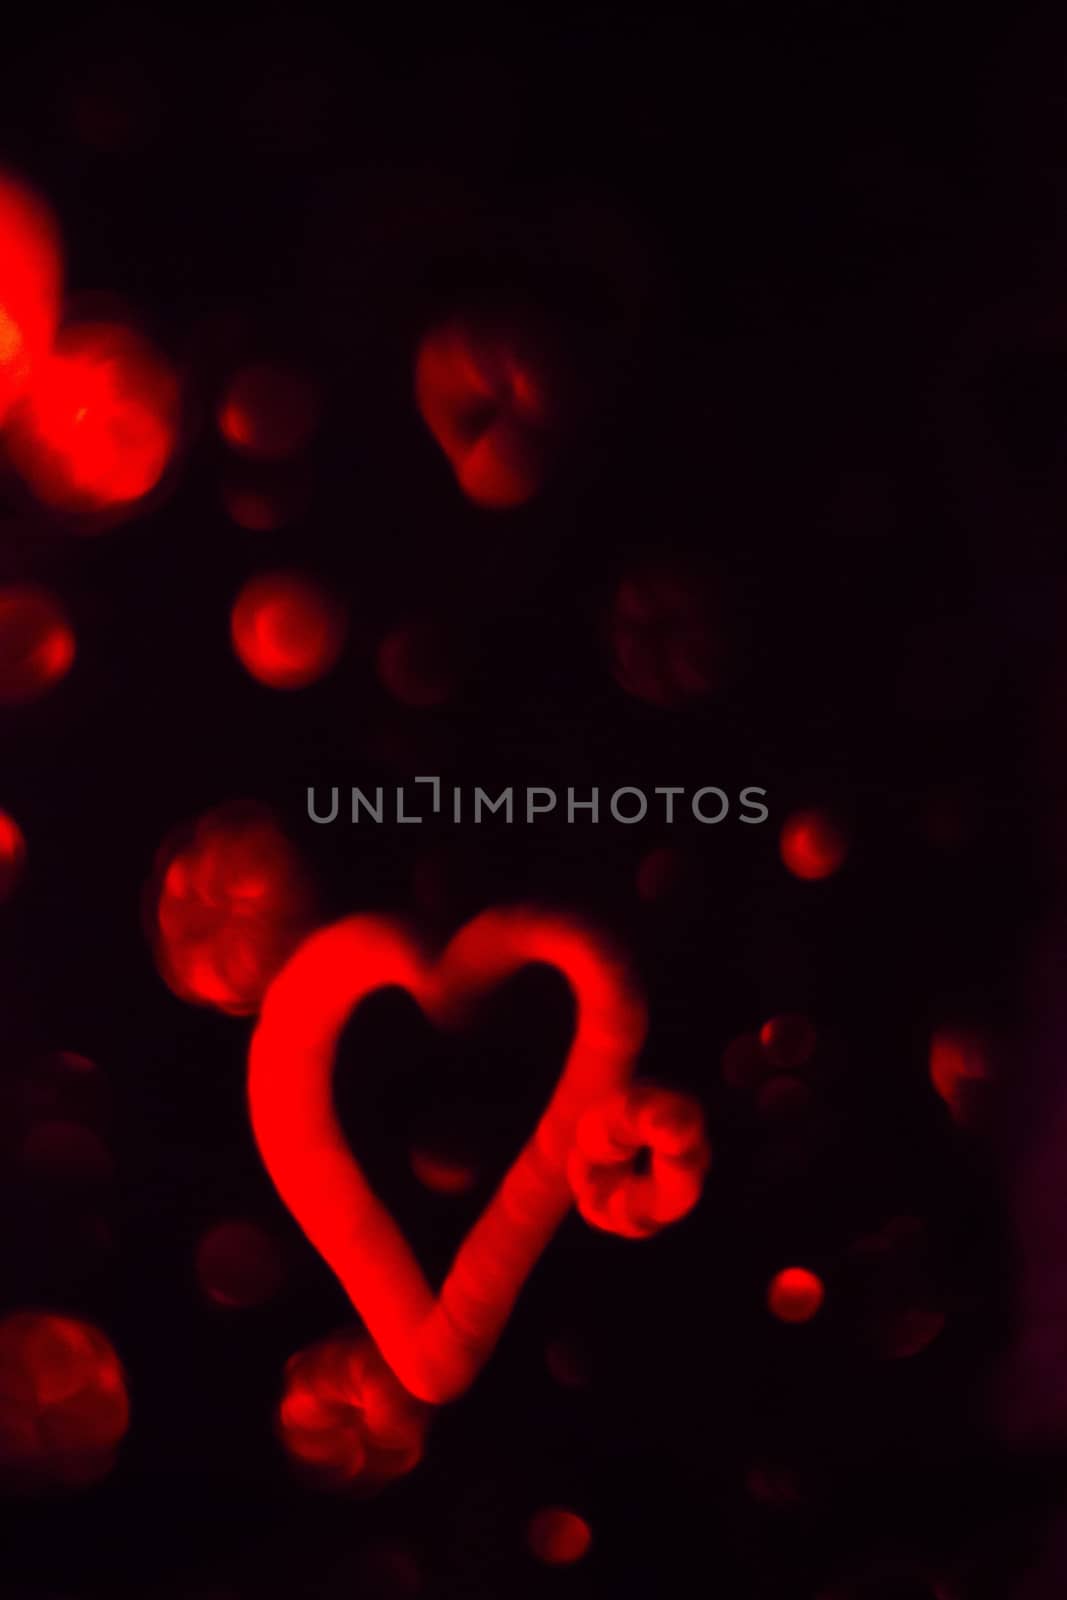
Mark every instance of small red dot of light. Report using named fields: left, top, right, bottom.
left=196, top=1219, right=284, bottom=1309
left=779, top=809, right=849, bottom=881
left=8, top=321, right=179, bottom=515
left=636, top=844, right=686, bottom=902
left=0, top=810, right=27, bottom=900
left=0, top=584, right=75, bottom=705
left=231, top=571, right=346, bottom=690
left=526, top=1507, right=592, bottom=1566
left=545, top=1334, right=589, bottom=1389
left=376, top=622, right=457, bottom=708
left=760, top=1013, right=817, bottom=1070
left=0, top=173, right=62, bottom=426
left=767, top=1267, right=825, bottom=1324
left=409, top=1147, right=478, bottom=1196
left=929, top=1025, right=989, bottom=1122
left=218, top=362, right=320, bottom=462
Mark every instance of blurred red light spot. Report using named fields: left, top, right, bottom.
left=376, top=621, right=459, bottom=708
left=415, top=320, right=553, bottom=508
left=151, top=802, right=314, bottom=1016
left=760, top=1013, right=817, bottom=1071
left=0, top=810, right=27, bottom=900
left=409, top=1147, right=478, bottom=1196
left=721, top=1032, right=769, bottom=1089
left=278, top=1332, right=428, bottom=1489
left=8, top=322, right=178, bottom=514
left=545, top=1334, right=589, bottom=1389
left=757, top=1074, right=812, bottom=1119
left=222, top=481, right=287, bottom=532
left=218, top=362, right=319, bottom=462
left=767, top=1267, right=825, bottom=1324
left=636, top=844, right=686, bottom=902
left=0, top=1311, right=129, bottom=1488
left=526, top=1507, right=592, bottom=1566
left=929, top=1026, right=990, bottom=1122
left=20, top=1120, right=113, bottom=1185
left=231, top=571, right=346, bottom=689
left=877, top=1307, right=946, bottom=1361
left=0, top=584, right=75, bottom=706
left=0, top=174, right=62, bottom=426
left=355, top=1539, right=424, bottom=1596
left=568, top=1084, right=710, bottom=1238
left=196, top=1219, right=285, bottom=1308
left=608, top=563, right=724, bottom=708
left=779, top=809, right=848, bottom=881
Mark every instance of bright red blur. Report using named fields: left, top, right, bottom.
left=0, top=1311, right=129, bottom=1488
left=415, top=319, right=554, bottom=508
left=151, top=802, right=314, bottom=1016
left=278, top=1332, right=428, bottom=1489
left=929, top=1025, right=990, bottom=1122
left=779, top=809, right=849, bottom=881
left=0, top=810, right=27, bottom=900
left=526, top=1508, right=592, bottom=1566
left=0, top=584, right=75, bottom=706
left=231, top=571, right=346, bottom=689
left=567, top=1083, right=710, bottom=1238
left=249, top=908, right=647, bottom=1403
left=7, top=322, right=179, bottom=515
left=767, top=1267, right=825, bottom=1324
left=0, top=174, right=62, bottom=425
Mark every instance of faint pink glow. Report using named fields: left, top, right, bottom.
left=196, top=1220, right=285, bottom=1308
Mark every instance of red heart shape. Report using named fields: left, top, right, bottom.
left=248, top=907, right=647, bottom=1403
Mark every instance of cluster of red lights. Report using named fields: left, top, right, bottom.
left=0, top=168, right=973, bottom=1589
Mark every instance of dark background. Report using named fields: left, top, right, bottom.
left=0, top=8, right=1062, bottom=1597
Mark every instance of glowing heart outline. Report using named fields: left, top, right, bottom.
left=248, top=907, right=648, bottom=1404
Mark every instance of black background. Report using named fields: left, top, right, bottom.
left=0, top=8, right=1061, bottom=1597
